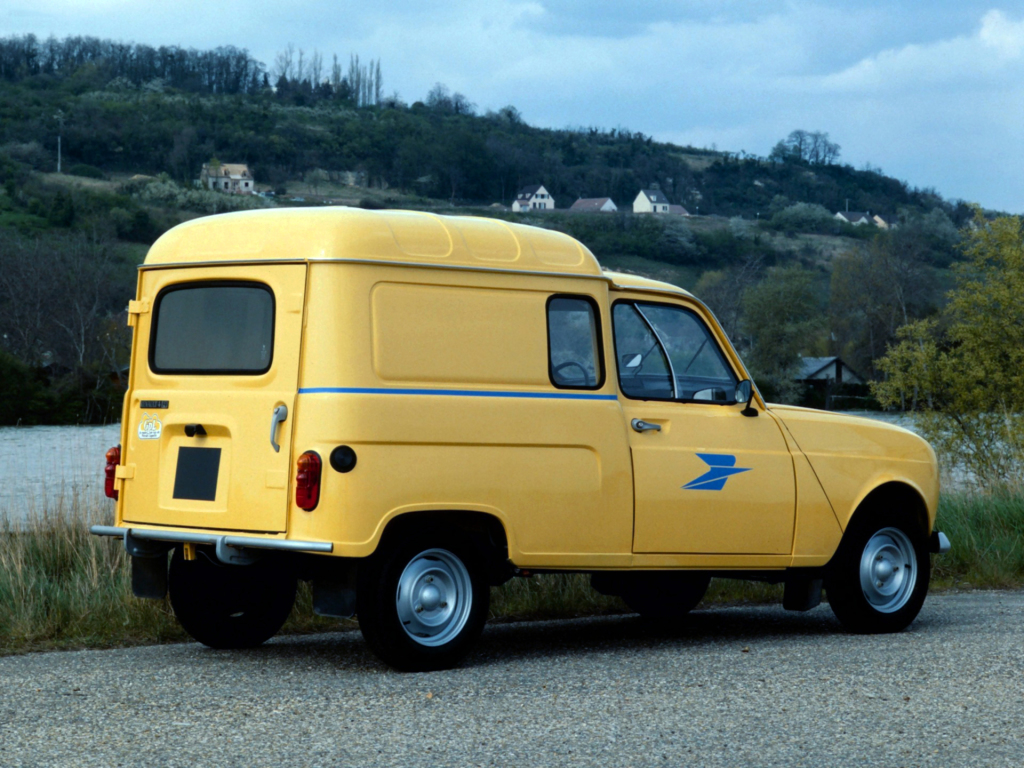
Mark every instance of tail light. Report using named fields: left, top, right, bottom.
left=295, top=451, right=322, bottom=511
left=104, top=446, right=121, bottom=500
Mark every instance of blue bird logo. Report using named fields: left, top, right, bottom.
left=682, top=453, right=751, bottom=491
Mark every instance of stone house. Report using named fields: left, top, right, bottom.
left=200, top=162, right=254, bottom=194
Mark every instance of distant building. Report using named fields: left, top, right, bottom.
left=668, top=204, right=690, bottom=216
left=633, top=189, right=671, bottom=214
left=569, top=197, right=617, bottom=213
left=873, top=213, right=898, bottom=229
left=200, top=162, right=254, bottom=194
left=796, top=357, right=865, bottom=386
left=834, top=211, right=872, bottom=226
left=512, top=185, right=555, bottom=212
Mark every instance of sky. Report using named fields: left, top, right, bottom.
left=4, top=1, right=1023, bottom=212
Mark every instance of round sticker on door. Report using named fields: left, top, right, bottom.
left=138, top=413, right=162, bottom=440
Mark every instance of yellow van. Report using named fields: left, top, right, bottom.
left=93, top=207, right=949, bottom=671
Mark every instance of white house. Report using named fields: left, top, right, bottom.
left=200, top=162, right=254, bottom=194
left=873, top=213, right=898, bottom=229
left=633, top=189, right=671, bottom=214
left=834, top=210, right=872, bottom=226
left=512, top=185, right=555, bottom=212
left=569, top=197, right=617, bottom=213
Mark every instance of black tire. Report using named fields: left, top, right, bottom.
left=825, top=509, right=930, bottom=634
left=621, top=572, right=711, bottom=620
left=357, top=532, right=489, bottom=672
left=168, top=547, right=297, bottom=649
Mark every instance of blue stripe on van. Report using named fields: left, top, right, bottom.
left=298, top=386, right=618, bottom=401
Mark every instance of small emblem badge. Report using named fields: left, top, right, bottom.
left=683, top=453, right=751, bottom=491
left=138, top=413, right=163, bottom=440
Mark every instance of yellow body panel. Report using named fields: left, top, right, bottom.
left=770, top=404, right=940, bottom=533
left=114, top=208, right=939, bottom=573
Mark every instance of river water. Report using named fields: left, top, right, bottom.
left=0, top=423, right=121, bottom=525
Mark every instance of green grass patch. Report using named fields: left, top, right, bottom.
left=1, top=488, right=1021, bottom=655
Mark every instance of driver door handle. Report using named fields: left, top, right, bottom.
left=631, top=418, right=661, bottom=433
left=270, top=404, right=288, bottom=453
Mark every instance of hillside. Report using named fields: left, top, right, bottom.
left=0, top=34, right=977, bottom=423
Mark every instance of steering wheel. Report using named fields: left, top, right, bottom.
left=553, top=361, right=591, bottom=386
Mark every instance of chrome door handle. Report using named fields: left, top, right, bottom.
left=270, top=404, right=288, bottom=453
left=631, top=418, right=661, bottom=433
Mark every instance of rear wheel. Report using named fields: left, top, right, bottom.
left=825, top=511, right=929, bottom=633
left=168, top=548, right=297, bottom=649
left=621, top=572, right=711, bottom=620
left=357, top=533, right=488, bottom=672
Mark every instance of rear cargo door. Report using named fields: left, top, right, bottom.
left=122, top=265, right=306, bottom=533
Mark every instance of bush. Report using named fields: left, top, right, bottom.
left=67, top=163, right=105, bottom=179
left=768, top=202, right=835, bottom=233
left=133, top=179, right=269, bottom=214
left=0, top=141, right=52, bottom=172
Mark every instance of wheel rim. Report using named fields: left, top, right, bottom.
left=395, top=548, right=473, bottom=647
left=859, top=527, right=917, bottom=613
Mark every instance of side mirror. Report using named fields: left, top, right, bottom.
left=624, top=354, right=643, bottom=368
left=735, top=379, right=758, bottom=417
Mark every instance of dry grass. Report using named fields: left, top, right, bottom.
left=1, top=488, right=1020, bottom=655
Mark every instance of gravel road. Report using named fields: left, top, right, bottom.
left=0, top=591, right=1021, bottom=767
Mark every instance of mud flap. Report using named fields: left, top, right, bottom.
left=313, top=561, right=358, bottom=618
left=131, top=554, right=168, bottom=599
left=783, top=577, right=823, bottom=612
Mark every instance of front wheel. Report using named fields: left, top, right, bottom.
left=825, top=513, right=930, bottom=633
left=168, top=548, right=297, bottom=649
left=357, top=534, right=489, bottom=671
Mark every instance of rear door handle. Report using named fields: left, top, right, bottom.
left=631, top=418, right=662, bottom=433
left=270, top=405, right=288, bottom=453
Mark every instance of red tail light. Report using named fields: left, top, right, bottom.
left=295, top=451, right=322, bottom=511
left=104, top=446, right=121, bottom=500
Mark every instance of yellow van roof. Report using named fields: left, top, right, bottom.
left=144, top=207, right=603, bottom=277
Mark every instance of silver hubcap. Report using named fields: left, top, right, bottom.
left=396, top=548, right=473, bottom=647
left=860, top=527, right=917, bottom=613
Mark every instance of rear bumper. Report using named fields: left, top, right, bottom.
left=929, top=530, right=951, bottom=554
left=91, top=525, right=333, bottom=562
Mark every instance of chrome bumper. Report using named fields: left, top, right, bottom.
left=929, top=530, right=951, bottom=554
left=90, top=525, right=333, bottom=565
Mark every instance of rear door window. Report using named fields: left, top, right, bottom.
left=150, top=282, right=275, bottom=374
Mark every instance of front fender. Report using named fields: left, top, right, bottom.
left=770, top=405, right=939, bottom=532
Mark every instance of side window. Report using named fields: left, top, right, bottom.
left=613, top=301, right=737, bottom=402
left=547, top=296, right=603, bottom=389
left=612, top=303, right=672, bottom=399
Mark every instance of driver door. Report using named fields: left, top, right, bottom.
left=613, top=298, right=796, bottom=554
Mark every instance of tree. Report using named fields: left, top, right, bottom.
left=830, top=231, right=939, bottom=376
left=873, top=214, right=1024, bottom=484
left=741, top=266, right=825, bottom=403
left=305, top=168, right=329, bottom=195
left=769, top=130, right=841, bottom=165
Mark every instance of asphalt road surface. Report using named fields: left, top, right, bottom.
left=0, top=591, right=1021, bottom=767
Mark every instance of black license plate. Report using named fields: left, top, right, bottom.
left=172, top=447, right=221, bottom=501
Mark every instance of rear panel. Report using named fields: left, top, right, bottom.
left=119, top=264, right=307, bottom=533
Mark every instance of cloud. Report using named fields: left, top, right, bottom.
left=808, top=9, right=1024, bottom=94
